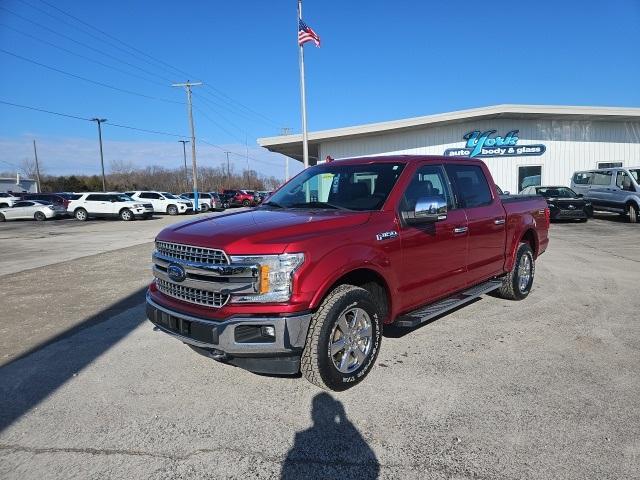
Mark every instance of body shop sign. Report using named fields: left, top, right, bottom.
left=444, top=130, right=546, bottom=158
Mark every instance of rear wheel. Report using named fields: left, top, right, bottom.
left=242, top=199, right=251, bottom=207
left=0, top=213, right=5, bottom=222
left=301, top=285, right=382, bottom=391
left=34, top=211, right=46, bottom=221
left=167, top=204, right=178, bottom=215
left=628, top=204, right=638, bottom=223
left=200, top=203, right=210, bottom=212
left=120, top=208, right=134, bottom=221
left=497, top=242, right=535, bottom=300
left=74, top=208, right=88, bottom=221
left=222, top=201, right=230, bottom=209
left=0, top=203, right=8, bottom=208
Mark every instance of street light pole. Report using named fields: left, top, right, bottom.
left=178, top=140, right=189, bottom=191
left=90, top=118, right=107, bottom=192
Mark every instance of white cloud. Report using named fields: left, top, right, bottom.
left=0, top=135, right=303, bottom=179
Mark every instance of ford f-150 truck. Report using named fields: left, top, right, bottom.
left=146, top=156, right=549, bottom=390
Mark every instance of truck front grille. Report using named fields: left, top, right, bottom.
left=155, top=241, right=228, bottom=265
left=156, top=278, right=229, bottom=308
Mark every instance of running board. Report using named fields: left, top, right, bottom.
left=395, top=279, right=503, bottom=328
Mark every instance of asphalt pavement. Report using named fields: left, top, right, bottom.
left=0, top=214, right=638, bottom=479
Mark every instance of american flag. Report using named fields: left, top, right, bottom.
left=298, top=19, right=321, bottom=47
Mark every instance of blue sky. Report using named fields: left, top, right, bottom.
left=1, top=0, right=639, bottom=177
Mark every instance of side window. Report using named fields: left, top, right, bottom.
left=86, top=194, right=107, bottom=201
left=572, top=172, right=593, bottom=185
left=14, top=201, right=32, bottom=207
left=445, top=164, right=492, bottom=208
left=616, top=171, right=634, bottom=191
left=139, top=193, right=154, bottom=199
left=400, top=165, right=451, bottom=211
left=591, top=171, right=612, bottom=186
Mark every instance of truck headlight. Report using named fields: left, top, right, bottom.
left=229, top=253, right=304, bottom=303
left=134, top=203, right=144, bottom=208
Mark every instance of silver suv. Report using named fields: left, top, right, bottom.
left=571, top=167, right=640, bottom=223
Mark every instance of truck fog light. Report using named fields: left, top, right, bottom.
left=261, top=326, right=276, bottom=338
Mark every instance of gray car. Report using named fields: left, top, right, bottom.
left=0, top=200, right=66, bottom=221
left=571, top=167, right=640, bottom=223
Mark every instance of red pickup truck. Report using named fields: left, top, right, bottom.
left=147, top=156, right=549, bottom=390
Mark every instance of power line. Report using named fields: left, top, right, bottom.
left=0, top=48, right=183, bottom=105
left=33, top=0, right=283, bottom=128
left=0, top=23, right=169, bottom=88
left=0, top=5, right=177, bottom=85
left=193, top=104, right=248, bottom=145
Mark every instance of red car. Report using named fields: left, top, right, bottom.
left=222, top=189, right=259, bottom=207
left=147, top=156, right=549, bottom=390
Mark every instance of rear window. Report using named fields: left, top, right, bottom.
left=445, top=164, right=492, bottom=208
left=572, top=172, right=592, bottom=185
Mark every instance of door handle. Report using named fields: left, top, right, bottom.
left=453, top=226, right=468, bottom=234
left=494, top=218, right=506, bottom=225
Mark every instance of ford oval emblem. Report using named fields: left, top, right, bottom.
left=167, top=263, right=187, bottom=282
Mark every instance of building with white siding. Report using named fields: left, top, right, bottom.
left=258, top=104, right=640, bottom=194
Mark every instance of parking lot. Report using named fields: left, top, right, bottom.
left=0, top=214, right=638, bottom=479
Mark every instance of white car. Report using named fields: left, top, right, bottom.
left=180, top=192, right=214, bottom=211
left=0, top=200, right=67, bottom=221
left=125, top=191, right=191, bottom=215
left=0, top=192, right=22, bottom=208
left=67, top=192, right=154, bottom=221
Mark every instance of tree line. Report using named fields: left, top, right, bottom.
left=5, top=162, right=283, bottom=194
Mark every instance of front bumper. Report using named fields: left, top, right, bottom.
left=146, top=292, right=312, bottom=375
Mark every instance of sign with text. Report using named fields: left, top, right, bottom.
left=444, top=130, right=546, bottom=158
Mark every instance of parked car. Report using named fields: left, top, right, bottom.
left=0, top=200, right=66, bottom=221
left=180, top=192, right=214, bottom=211
left=207, top=192, right=225, bottom=211
left=222, top=189, right=259, bottom=207
left=0, top=192, right=21, bottom=208
left=67, top=193, right=153, bottom=221
left=571, top=167, right=640, bottom=222
left=125, top=191, right=191, bottom=215
left=521, top=185, right=592, bottom=221
left=19, top=192, right=80, bottom=213
left=146, top=155, right=550, bottom=390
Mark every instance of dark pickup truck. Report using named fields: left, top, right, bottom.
left=146, top=156, right=550, bottom=390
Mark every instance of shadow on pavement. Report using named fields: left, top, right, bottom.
left=0, top=287, right=147, bottom=433
left=280, top=392, right=380, bottom=479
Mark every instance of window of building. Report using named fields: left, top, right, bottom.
left=597, top=162, right=623, bottom=169
left=517, top=166, right=542, bottom=193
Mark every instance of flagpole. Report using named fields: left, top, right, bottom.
left=297, top=0, right=310, bottom=169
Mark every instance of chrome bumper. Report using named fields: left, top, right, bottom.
left=146, top=293, right=312, bottom=356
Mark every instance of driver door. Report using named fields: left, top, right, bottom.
left=398, top=164, right=468, bottom=311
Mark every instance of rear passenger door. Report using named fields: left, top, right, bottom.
left=445, top=163, right=507, bottom=286
left=84, top=194, right=111, bottom=216
left=139, top=192, right=162, bottom=212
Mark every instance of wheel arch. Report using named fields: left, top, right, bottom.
left=311, top=267, right=393, bottom=323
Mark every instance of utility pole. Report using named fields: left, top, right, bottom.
left=225, top=151, right=231, bottom=189
left=90, top=118, right=107, bottom=192
left=178, top=140, right=189, bottom=191
left=32, top=139, right=42, bottom=193
left=172, top=81, right=202, bottom=210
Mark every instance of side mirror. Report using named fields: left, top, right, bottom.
left=576, top=193, right=584, bottom=198
left=404, top=196, right=447, bottom=224
left=110, top=199, right=117, bottom=203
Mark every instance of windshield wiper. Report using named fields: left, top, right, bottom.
left=261, top=201, right=284, bottom=209
left=289, top=201, right=350, bottom=211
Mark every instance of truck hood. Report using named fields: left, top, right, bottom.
left=156, top=208, right=372, bottom=254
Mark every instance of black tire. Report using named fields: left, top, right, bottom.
left=577, top=218, right=588, bottom=223
left=74, top=208, right=88, bottom=221
left=222, top=201, right=230, bottom=209
left=200, top=203, right=210, bottom=212
left=628, top=204, right=638, bottom=223
left=34, top=211, right=46, bottom=221
left=0, top=203, right=8, bottom=208
left=301, top=285, right=382, bottom=391
left=0, top=213, right=5, bottom=222
left=167, top=204, right=178, bottom=216
left=496, top=243, right=535, bottom=300
left=242, top=199, right=250, bottom=207
left=120, top=208, right=134, bottom=221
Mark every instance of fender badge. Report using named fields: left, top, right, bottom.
left=376, top=231, right=398, bottom=241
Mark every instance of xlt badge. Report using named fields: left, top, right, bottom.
left=376, top=231, right=398, bottom=241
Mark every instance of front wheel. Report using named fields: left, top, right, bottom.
left=167, top=204, right=178, bottom=216
left=0, top=213, right=5, bottom=222
left=34, top=211, right=46, bottom=221
left=120, top=208, right=134, bottom=221
left=496, top=242, right=535, bottom=300
left=301, top=285, right=382, bottom=391
left=242, top=199, right=250, bottom=207
left=74, top=208, right=88, bottom=221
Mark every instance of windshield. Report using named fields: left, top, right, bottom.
left=629, top=169, right=640, bottom=183
left=536, top=187, right=577, bottom=198
left=161, top=192, right=178, bottom=199
left=264, top=162, right=406, bottom=211
left=115, top=195, right=134, bottom=202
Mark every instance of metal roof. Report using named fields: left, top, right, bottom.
left=257, top=104, right=640, bottom=161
